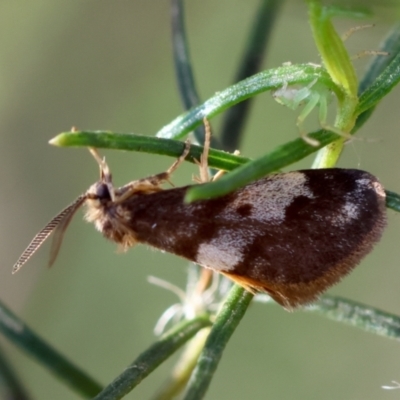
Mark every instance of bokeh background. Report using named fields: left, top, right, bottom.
left=1, top=1, right=400, bottom=399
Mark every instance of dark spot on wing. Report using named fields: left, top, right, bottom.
left=285, top=195, right=314, bottom=220
left=236, top=203, right=253, bottom=217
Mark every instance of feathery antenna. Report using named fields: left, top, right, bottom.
left=12, top=194, right=87, bottom=274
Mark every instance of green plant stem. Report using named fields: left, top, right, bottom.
left=311, top=138, right=345, bottom=169
left=93, top=315, right=211, bottom=400
left=155, top=64, right=336, bottom=140
left=306, top=0, right=357, bottom=96
left=352, top=24, right=400, bottom=139
left=171, top=0, right=215, bottom=147
left=308, top=295, right=400, bottom=340
left=355, top=22, right=400, bottom=131
left=315, top=23, right=400, bottom=168
left=50, top=132, right=250, bottom=172
left=385, top=190, right=400, bottom=212
left=50, top=129, right=400, bottom=215
left=0, top=299, right=102, bottom=398
left=152, top=328, right=211, bottom=400
left=357, top=49, right=400, bottom=115
left=0, top=345, right=31, bottom=400
left=186, top=129, right=340, bottom=201
left=253, top=293, right=400, bottom=341
left=183, top=286, right=253, bottom=400
left=171, top=0, right=198, bottom=110
left=220, top=0, right=282, bottom=152
left=358, top=23, right=400, bottom=96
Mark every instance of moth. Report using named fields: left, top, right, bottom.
left=13, top=141, right=387, bottom=309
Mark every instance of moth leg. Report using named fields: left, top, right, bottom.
left=194, top=117, right=240, bottom=182
left=167, top=139, right=191, bottom=175
left=212, top=150, right=240, bottom=181
left=88, top=147, right=116, bottom=201
left=198, top=117, right=212, bottom=183
left=162, top=139, right=191, bottom=187
left=138, top=139, right=191, bottom=188
left=114, top=140, right=191, bottom=204
left=193, top=119, right=221, bottom=292
left=193, top=117, right=212, bottom=184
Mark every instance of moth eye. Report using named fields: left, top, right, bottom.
left=95, top=183, right=111, bottom=200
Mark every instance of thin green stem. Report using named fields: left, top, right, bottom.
left=385, top=190, right=400, bottom=213
left=152, top=328, right=210, bottom=400
left=0, top=300, right=102, bottom=398
left=171, top=0, right=219, bottom=148
left=93, top=315, right=211, bottom=400
left=183, top=286, right=253, bottom=400
left=186, top=129, right=340, bottom=202
left=311, top=138, right=345, bottom=169
left=306, top=0, right=362, bottom=167
left=357, top=47, right=400, bottom=115
left=50, top=131, right=250, bottom=172
left=0, top=345, right=31, bottom=400
left=307, top=295, right=400, bottom=340
left=306, top=0, right=358, bottom=96
left=358, top=23, right=400, bottom=96
left=220, top=0, right=282, bottom=152
left=155, top=64, right=336, bottom=140
left=171, top=0, right=200, bottom=114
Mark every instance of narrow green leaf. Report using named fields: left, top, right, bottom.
left=152, top=328, right=210, bottom=400
left=50, top=131, right=250, bottom=172
left=358, top=23, right=400, bottom=96
left=306, top=1, right=358, bottom=97
left=254, top=293, right=400, bottom=341
left=385, top=190, right=400, bottom=213
left=186, top=129, right=340, bottom=202
left=307, top=295, right=400, bottom=340
left=0, top=300, right=102, bottom=397
left=171, top=0, right=218, bottom=148
left=93, top=316, right=211, bottom=400
left=220, top=0, right=282, bottom=152
left=355, top=23, right=400, bottom=131
left=0, top=345, right=31, bottom=400
left=183, top=286, right=253, bottom=400
left=357, top=50, right=400, bottom=115
left=171, top=0, right=200, bottom=113
left=156, top=64, right=336, bottom=140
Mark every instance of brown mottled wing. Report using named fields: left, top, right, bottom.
left=116, top=169, right=386, bottom=309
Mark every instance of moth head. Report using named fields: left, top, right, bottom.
left=12, top=147, right=112, bottom=274
left=86, top=181, right=113, bottom=207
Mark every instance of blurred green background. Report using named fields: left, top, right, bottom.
left=1, top=1, right=400, bottom=399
